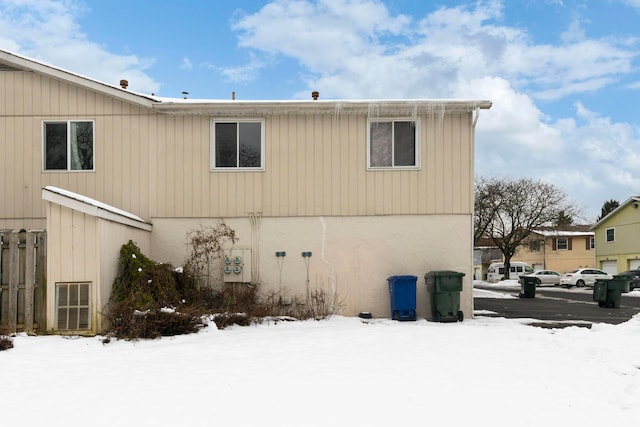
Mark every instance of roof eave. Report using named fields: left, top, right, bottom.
left=0, top=49, right=157, bottom=109
left=590, top=196, right=640, bottom=230
left=152, top=99, right=493, bottom=116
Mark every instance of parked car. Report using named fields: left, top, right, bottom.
left=487, top=261, right=534, bottom=282
left=616, top=269, right=640, bottom=290
left=560, top=268, right=612, bottom=288
left=520, top=270, right=561, bottom=286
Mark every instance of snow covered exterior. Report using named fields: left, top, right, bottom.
left=590, top=196, right=640, bottom=273
left=0, top=49, right=491, bottom=333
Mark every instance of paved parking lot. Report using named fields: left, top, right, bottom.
left=474, top=284, right=640, bottom=327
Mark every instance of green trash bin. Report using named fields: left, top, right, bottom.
left=519, top=276, right=537, bottom=298
left=424, top=270, right=465, bottom=322
left=593, top=275, right=630, bottom=308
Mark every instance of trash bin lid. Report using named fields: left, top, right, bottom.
left=424, top=270, right=465, bottom=279
left=387, top=275, right=418, bottom=281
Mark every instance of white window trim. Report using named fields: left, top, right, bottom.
left=556, top=237, right=569, bottom=250
left=606, top=227, right=615, bottom=243
left=42, top=120, right=95, bottom=172
left=366, top=117, right=421, bottom=170
left=210, top=118, right=265, bottom=171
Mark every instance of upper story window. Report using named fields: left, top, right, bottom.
left=368, top=119, right=419, bottom=169
left=606, top=228, right=615, bottom=242
left=43, top=121, right=94, bottom=171
left=556, top=237, right=569, bottom=250
left=211, top=119, right=264, bottom=170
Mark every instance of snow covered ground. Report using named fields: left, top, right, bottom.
left=3, top=284, right=640, bottom=426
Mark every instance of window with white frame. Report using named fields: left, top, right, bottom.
left=368, top=119, right=418, bottom=169
left=211, top=119, right=264, bottom=170
left=56, top=282, right=91, bottom=330
left=556, top=237, right=569, bottom=250
left=44, top=121, right=94, bottom=171
left=606, top=228, right=615, bottom=242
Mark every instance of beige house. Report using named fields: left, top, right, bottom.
left=515, top=225, right=595, bottom=274
left=590, top=196, right=640, bottom=274
left=0, top=49, right=491, bottom=334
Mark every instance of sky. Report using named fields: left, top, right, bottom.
left=3, top=287, right=640, bottom=426
left=1, top=0, right=639, bottom=221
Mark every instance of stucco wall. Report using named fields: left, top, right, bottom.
left=150, top=215, right=473, bottom=320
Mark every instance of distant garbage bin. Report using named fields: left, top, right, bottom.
left=387, top=275, right=417, bottom=321
left=519, top=276, right=537, bottom=298
left=424, top=270, right=465, bottom=322
left=593, top=275, right=630, bottom=308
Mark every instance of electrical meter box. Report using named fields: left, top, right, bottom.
left=223, top=249, right=252, bottom=283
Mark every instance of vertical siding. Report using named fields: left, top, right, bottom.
left=3, top=70, right=476, bottom=222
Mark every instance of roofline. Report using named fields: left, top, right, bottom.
left=152, top=99, right=492, bottom=116
left=590, top=196, right=640, bottom=230
left=42, top=187, right=152, bottom=231
left=0, top=49, right=157, bottom=108
left=1, top=48, right=492, bottom=116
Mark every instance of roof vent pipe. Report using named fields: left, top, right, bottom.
left=312, top=91, right=319, bottom=100
left=232, top=91, right=236, bottom=100
left=120, top=79, right=128, bottom=89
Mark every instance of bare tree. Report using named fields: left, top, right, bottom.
left=475, top=177, right=579, bottom=279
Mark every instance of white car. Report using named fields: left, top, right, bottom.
left=560, top=268, right=613, bottom=288
left=520, top=270, right=561, bottom=286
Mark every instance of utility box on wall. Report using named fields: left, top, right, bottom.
left=223, top=249, right=252, bottom=283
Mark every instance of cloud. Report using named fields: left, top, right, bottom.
left=227, top=0, right=640, bottom=218
left=0, top=0, right=160, bottom=94
left=181, top=57, right=193, bottom=70
left=230, top=0, right=638, bottom=102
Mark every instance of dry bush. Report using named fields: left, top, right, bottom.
left=0, top=325, right=13, bottom=351
left=104, top=302, right=207, bottom=339
left=184, top=221, right=237, bottom=288
left=262, top=281, right=344, bottom=320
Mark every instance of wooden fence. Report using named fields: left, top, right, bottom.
left=0, top=230, right=46, bottom=333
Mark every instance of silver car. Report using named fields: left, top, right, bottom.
left=560, top=268, right=613, bottom=288
left=520, top=270, right=561, bottom=286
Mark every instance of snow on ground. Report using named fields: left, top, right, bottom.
left=474, top=278, right=640, bottom=297
left=3, top=312, right=640, bottom=426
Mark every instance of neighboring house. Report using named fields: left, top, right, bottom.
left=514, top=226, right=595, bottom=274
left=590, top=196, right=640, bottom=274
left=0, top=49, right=491, bottom=334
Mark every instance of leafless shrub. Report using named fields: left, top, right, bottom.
left=184, top=221, right=237, bottom=288
left=0, top=325, right=14, bottom=351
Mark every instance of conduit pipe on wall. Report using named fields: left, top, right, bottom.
left=248, top=212, right=262, bottom=283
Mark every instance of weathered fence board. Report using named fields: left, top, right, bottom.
left=0, top=230, right=46, bottom=333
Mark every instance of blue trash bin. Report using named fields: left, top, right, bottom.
left=387, top=275, right=417, bottom=321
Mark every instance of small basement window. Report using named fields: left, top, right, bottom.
left=56, top=282, right=91, bottom=330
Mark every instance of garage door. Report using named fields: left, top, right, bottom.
left=601, top=260, right=617, bottom=274
left=630, top=259, right=640, bottom=270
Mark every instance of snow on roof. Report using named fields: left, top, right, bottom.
left=1, top=49, right=492, bottom=111
left=533, top=230, right=594, bottom=237
left=42, top=186, right=151, bottom=231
